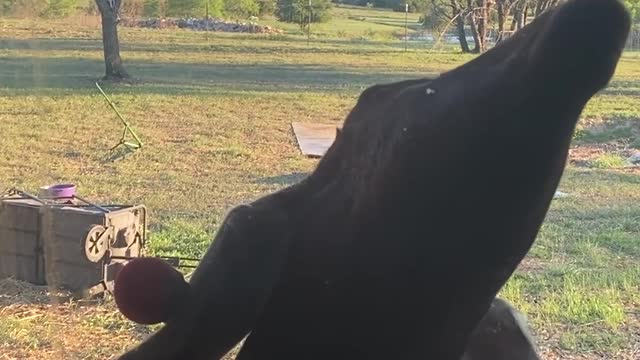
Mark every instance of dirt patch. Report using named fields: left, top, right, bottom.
left=568, top=144, right=638, bottom=168
left=516, top=256, right=547, bottom=274
left=576, top=118, right=640, bottom=145
left=0, top=278, right=76, bottom=307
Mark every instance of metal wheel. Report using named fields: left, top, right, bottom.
left=85, top=225, right=108, bottom=263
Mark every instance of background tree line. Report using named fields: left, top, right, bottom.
left=0, top=0, right=333, bottom=21
left=0, top=0, right=276, bottom=18
left=423, top=0, right=640, bottom=53
left=2, top=0, right=638, bottom=52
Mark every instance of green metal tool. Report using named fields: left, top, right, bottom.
left=96, top=82, right=144, bottom=155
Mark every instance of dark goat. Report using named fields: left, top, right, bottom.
left=116, top=0, right=630, bottom=359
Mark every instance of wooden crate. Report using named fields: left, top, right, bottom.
left=1, top=195, right=146, bottom=295
left=0, top=197, right=46, bottom=285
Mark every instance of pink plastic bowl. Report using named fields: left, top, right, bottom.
left=42, top=183, right=76, bottom=198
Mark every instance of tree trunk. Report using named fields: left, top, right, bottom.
left=520, top=2, right=529, bottom=28
left=534, top=0, right=559, bottom=17
left=535, top=0, right=545, bottom=16
left=466, top=0, right=492, bottom=53
left=478, top=0, right=489, bottom=52
left=449, top=1, right=471, bottom=53
left=455, top=12, right=471, bottom=53
left=95, top=0, right=129, bottom=81
left=496, top=0, right=506, bottom=42
left=468, top=16, right=480, bottom=52
left=511, top=0, right=528, bottom=30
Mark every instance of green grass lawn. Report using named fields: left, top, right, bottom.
left=0, top=6, right=639, bottom=359
left=259, top=3, right=424, bottom=40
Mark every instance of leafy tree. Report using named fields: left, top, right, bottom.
left=0, top=0, right=13, bottom=15
left=625, top=0, right=640, bottom=21
left=0, top=0, right=49, bottom=17
left=120, top=0, right=144, bottom=17
left=210, top=0, right=225, bottom=16
left=167, top=0, right=196, bottom=16
left=165, top=0, right=264, bottom=19
left=143, top=0, right=167, bottom=17
left=167, top=0, right=224, bottom=17
left=256, top=0, right=276, bottom=15
left=225, top=0, right=259, bottom=18
left=276, top=0, right=332, bottom=28
left=1, top=0, right=77, bottom=17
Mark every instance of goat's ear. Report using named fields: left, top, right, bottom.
left=524, top=0, right=630, bottom=98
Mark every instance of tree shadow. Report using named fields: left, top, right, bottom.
left=0, top=36, right=438, bottom=56
left=599, top=79, right=640, bottom=96
left=0, top=54, right=429, bottom=97
left=253, top=172, right=310, bottom=186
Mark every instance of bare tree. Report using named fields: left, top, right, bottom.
left=95, top=0, right=130, bottom=81
left=467, top=0, right=493, bottom=53
left=495, top=0, right=520, bottom=41
left=426, top=0, right=471, bottom=53
left=427, top=0, right=559, bottom=53
left=534, top=0, right=560, bottom=16
left=510, top=0, right=529, bottom=31
left=451, top=0, right=471, bottom=53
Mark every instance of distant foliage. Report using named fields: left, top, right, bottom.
left=168, top=0, right=204, bottom=17
left=225, top=0, right=259, bottom=19
left=256, top=0, right=276, bottom=16
left=276, top=0, right=332, bottom=26
left=0, top=0, right=79, bottom=17
left=45, top=0, right=78, bottom=17
left=211, top=0, right=226, bottom=16
left=0, top=0, right=262, bottom=18
left=143, top=0, right=167, bottom=17
left=1, top=0, right=14, bottom=15
left=166, top=0, right=260, bottom=18
left=625, top=0, right=640, bottom=21
left=166, top=0, right=222, bottom=17
left=120, top=0, right=145, bottom=17
left=420, top=6, right=447, bottom=34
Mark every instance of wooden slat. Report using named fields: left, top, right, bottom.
left=291, top=122, right=340, bottom=158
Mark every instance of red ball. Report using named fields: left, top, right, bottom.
left=113, top=257, right=188, bottom=325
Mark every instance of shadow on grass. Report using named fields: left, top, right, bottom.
left=571, top=169, right=640, bottom=185
left=600, top=79, right=640, bottom=96
left=574, top=118, right=640, bottom=145
left=0, top=36, right=445, bottom=56
left=254, top=172, right=309, bottom=186
left=0, top=55, right=429, bottom=97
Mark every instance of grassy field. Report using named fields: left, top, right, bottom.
left=1, top=5, right=639, bottom=360
left=259, top=4, right=425, bottom=40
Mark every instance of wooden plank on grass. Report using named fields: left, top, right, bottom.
left=291, top=122, right=340, bottom=158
